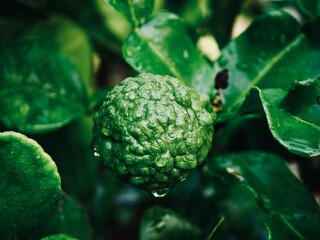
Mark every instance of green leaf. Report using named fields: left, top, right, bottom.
left=297, top=0, right=320, bottom=18
left=47, top=0, right=126, bottom=52
left=213, top=10, right=320, bottom=113
left=0, top=131, right=61, bottom=239
left=212, top=115, right=303, bottom=160
left=280, top=79, right=320, bottom=126
left=0, top=17, right=34, bottom=44
left=32, top=193, right=92, bottom=240
left=89, top=85, right=115, bottom=112
left=0, top=38, right=87, bottom=133
left=24, top=16, right=94, bottom=95
left=13, top=0, right=47, bottom=9
left=34, top=117, right=100, bottom=200
left=207, top=0, right=245, bottom=47
left=123, top=12, right=214, bottom=95
left=165, top=0, right=207, bottom=29
left=105, top=0, right=154, bottom=28
left=205, top=151, right=320, bottom=239
left=240, top=78, right=320, bottom=157
left=41, top=233, right=78, bottom=240
left=140, top=206, right=201, bottom=240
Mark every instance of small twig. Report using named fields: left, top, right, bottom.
left=206, top=215, right=225, bottom=240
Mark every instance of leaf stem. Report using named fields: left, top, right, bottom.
left=206, top=215, right=225, bottom=240
left=279, top=214, right=306, bottom=240
left=128, top=0, right=139, bottom=28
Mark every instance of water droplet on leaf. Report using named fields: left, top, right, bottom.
left=183, top=49, right=189, bottom=58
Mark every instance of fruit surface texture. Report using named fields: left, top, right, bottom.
left=92, top=73, right=215, bottom=196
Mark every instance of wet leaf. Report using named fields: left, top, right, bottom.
left=0, top=38, right=87, bottom=133
left=0, top=131, right=61, bottom=239
left=105, top=0, right=154, bottom=27
left=297, top=0, right=320, bottom=18
left=47, top=0, right=125, bottom=52
left=205, top=151, right=320, bottom=239
left=213, top=10, right=320, bottom=113
left=89, top=85, right=115, bottom=112
left=123, top=12, right=214, bottom=96
left=32, top=193, right=92, bottom=240
left=41, top=233, right=78, bottom=240
left=34, top=117, right=100, bottom=201
left=140, top=206, right=201, bottom=240
left=240, top=78, right=320, bottom=157
left=23, top=16, right=94, bottom=94
left=212, top=115, right=302, bottom=160
left=207, top=0, right=245, bottom=47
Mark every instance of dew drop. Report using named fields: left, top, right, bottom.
left=150, top=187, right=170, bottom=198
left=179, top=176, right=187, bottom=182
left=92, top=143, right=100, bottom=157
left=183, top=49, right=189, bottom=58
left=93, top=151, right=100, bottom=157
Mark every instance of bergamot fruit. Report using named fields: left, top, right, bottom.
left=92, top=73, right=215, bottom=197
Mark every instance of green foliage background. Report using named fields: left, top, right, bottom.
left=0, top=0, right=319, bottom=239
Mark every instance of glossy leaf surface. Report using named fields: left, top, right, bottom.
left=47, top=0, right=126, bottom=52
left=34, top=117, right=100, bottom=200
left=0, top=132, right=61, bottom=239
left=240, top=78, right=320, bottom=157
left=206, top=151, right=320, bottom=239
left=105, top=0, right=154, bottom=27
left=24, top=16, right=93, bottom=94
left=123, top=12, right=214, bottom=96
left=207, top=0, right=245, bottom=47
left=0, top=39, right=87, bottom=133
left=140, top=206, right=201, bottom=240
left=213, top=10, right=320, bottom=113
left=33, top=193, right=92, bottom=240
left=297, top=0, right=320, bottom=18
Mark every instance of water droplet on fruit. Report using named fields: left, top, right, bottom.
left=150, top=187, right=170, bottom=198
left=92, top=144, right=100, bottom=157
left=93, top=151, right=100, bottom=157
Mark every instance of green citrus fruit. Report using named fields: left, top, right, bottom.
left=92, top=73, right=215, bottom=196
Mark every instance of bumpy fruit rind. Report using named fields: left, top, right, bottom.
left=92, top=73, right=215, bottom=196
